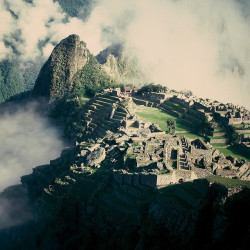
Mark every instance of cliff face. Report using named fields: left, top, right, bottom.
left=32, top=34, right=90, bottom=100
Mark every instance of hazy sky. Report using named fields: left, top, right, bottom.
left=0, top=0, right=250, bottom=108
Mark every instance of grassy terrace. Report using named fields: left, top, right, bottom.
left=135, top=105, right=190, bottom=132
left=209, top=135, right=228, bottom=139
left=206, top=175, right=250, bottom=188
left=213, top=127, right=224, bottom=132
left=211, top=143, right=229, bottom=147
left=215, top=146, right=250, bottom=162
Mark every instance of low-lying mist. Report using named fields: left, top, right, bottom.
left=0, top=101, right=66, bottom=191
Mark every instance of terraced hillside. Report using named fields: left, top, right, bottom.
left=160, top=98, right=205, bottom=129
left=209, top=121, right=229, bottom=146
left=82, top=93, right=130, bottom=140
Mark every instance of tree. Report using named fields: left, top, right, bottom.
left=137, top=83, right=168, bottom=95
left=180, top=89, right=193, bottom=97
left=198, top=118, right=213, bottom=136
left=166, top=119, right=176, bottom=134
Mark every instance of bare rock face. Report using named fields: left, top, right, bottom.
left=32, top=34, right=89, bottom=100
left=86, top=147, right=106, bottom=166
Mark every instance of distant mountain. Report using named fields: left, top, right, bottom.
left=54, top=0, right=96, bottom=20
left=0, top=59, right=43, bottom=103
left=96, top=44, right=147, bottom=85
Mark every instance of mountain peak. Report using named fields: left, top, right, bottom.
left=32, top=34, right=90, bottom=100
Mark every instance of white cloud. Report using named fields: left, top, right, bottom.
left=0, top=102, right=66, bottom=191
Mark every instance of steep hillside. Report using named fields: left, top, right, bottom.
left=0, top=59, right=43, bottom=103
left=32, top=34, right=90, bottom=101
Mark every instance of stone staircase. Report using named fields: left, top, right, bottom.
left=179, top=138, right=189, bottom=170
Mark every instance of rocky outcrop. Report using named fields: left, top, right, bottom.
left=86, top=147, right=106, bottom=166
left=32, top=34, right=90, bottom=100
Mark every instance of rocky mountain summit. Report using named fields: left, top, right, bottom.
left=32, top=34, right=90, bottom=100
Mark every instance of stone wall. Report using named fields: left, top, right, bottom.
left=175, top=170, right=197, bottom=182
left=142, top=92, right=169, bottom=104
left=133, top=98, right=154, bottom=107
left=113, top=170, right=198, bottom=188
left=209, top=138, right=228, bottom=144
left=228, top=118, right=242, bottom=125
left=156, top=173, right=175, bottom=187
left=236, top=130, right=250, bottom=134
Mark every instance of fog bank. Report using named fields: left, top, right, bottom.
left=0, top=102, right=65, bottom=191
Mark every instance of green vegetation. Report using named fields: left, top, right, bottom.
left=137, top=83, right=168, bottom=95
left=72, top=55, right=121, bottom=98
left=55, top=0, right=93, bottom=19
left=211, top=143, right=229, bottom=147
left=179, top=89, right=193, bottom=97
left=215, top=146, right=250, bottom=161
left=0, top=59, right=42, bottom=102
left=135, top=105, right=190, bottom=132
left=209, top=135, right=228, bottom=139
left=166, top=118, right=176, bottom=134
left=121, top=98, right=130, bottom=107
left=206, top=175, right=250, bottom=188
left=213, top=127, right=225, bottom=132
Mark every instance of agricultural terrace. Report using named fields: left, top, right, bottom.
left=135, top=105, right=204, bottom=139
left=135, top=105, right=250, bottom=161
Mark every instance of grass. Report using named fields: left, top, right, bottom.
left=121, top=98, right=130, bottom=107
left=215, top=146, right=250, bottom=162
left=211, top=143, right=229, bottom=147
left=206, top=175, right=250, bottom=188
left=135, top=105, right=190, bottom=132
left=209, top=136, right=228, bottom=139
left=213, top=130, right=225, bottom=134
left=213, top=127, right=224, bottom=132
